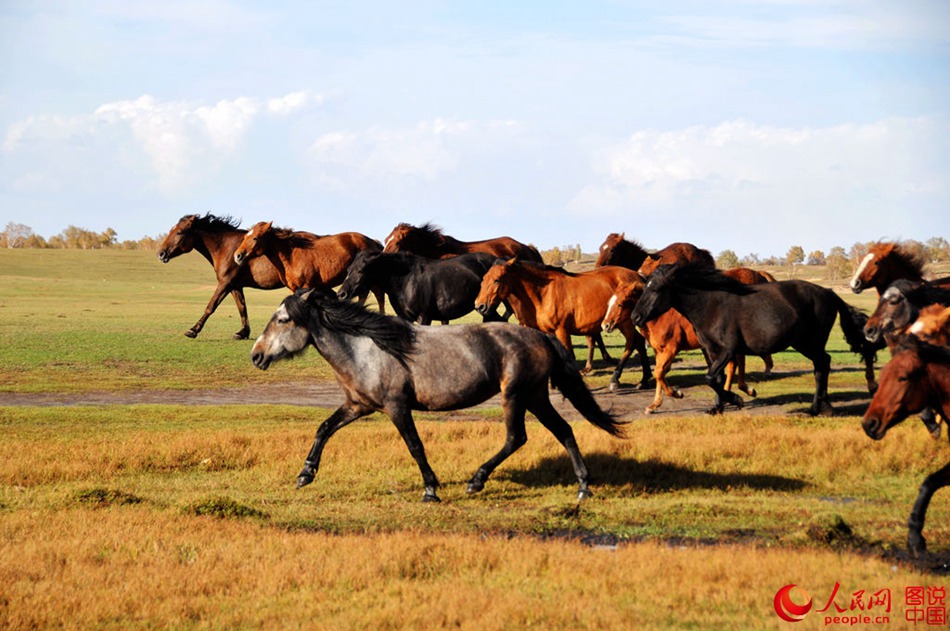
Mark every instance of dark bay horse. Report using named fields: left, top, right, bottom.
left=383, top=222, right=543, bottom=262
left=910, top=304, right=950, bottom=345
left=337, top=251, right=503, bottom=325
left=250, top=289, right=625, bottom=501
left=631, top=264, right=876, bottom=415
left=158, top=214, right=283, bottom=339
left=474, top=259, right=651, bottom=391
left=850, top=241, right=950, bottom=295
left=232, top=221, right=384, bottom=309
left=603, top=281, right=757, bottom=414
left=864, top=280, right=950, bottom=346
left=862, top=339, right=950, bottom=556
left=594, top=232, right=715, bottom=276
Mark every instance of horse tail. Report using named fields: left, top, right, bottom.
left=544, top=334, right=627, bottom=437
left=834, top=295, right=877, bottom=364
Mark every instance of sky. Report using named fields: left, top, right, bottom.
left=1, top=1, right=949, bottom=258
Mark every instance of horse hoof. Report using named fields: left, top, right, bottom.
left=644, top=406, right=657, bottom=415
left=908, top=531, right=928, bottom=558
left=422, top=493, right=441, bottom=503
left=232, top=331, right=250, bottom=340
left=577, top=488, right=593, bottom=501
left=734, top=397, right=744, bottom=410
left=671, top=389, right=684, bottom=399
left=747, top=388, right=757, bottom=398
left=636, top=381, right=651, bottom=391
left=295, top=475, right=314, bottom=489
left=706, top=406, right=724, bottom=416
left=608, top=381, right=618, bottom=393
left=184, top=329, right=198, bottom=339
left=466, top=481, right=484, bottom=494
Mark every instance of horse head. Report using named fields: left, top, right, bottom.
left=595, top=233, right=624, bottom=267
left=251, top=289, right=315, bottom=370
left=909, top=304, right=950, bottom=346
left=602, top=281, right=643, bottom=333
left=850, top=246, right=886, bottom=294
left=157, top=214, right=199, bottom=263
left=338, top=250, right=382, bottom=301
left=862, top=341, right=930, bottom=440
left=630, top=264, right=677, bottom=327
left=234, top=221, right=273, bottom=265
left=474, top=258, right=516, bottom=316
left=863, top=281, right=919, bottom=343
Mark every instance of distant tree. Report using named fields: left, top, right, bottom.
left=926, top=237, right=950, bottom=263
left=849, top=241, right=871, bottom=266
left=716, top=250, right=740, bottom=269
left=901, top=239, right=927, bottom=263
left=806, top=250, right=826, bottom=266
left=542, top=246, right=564, bottom=266
left=786, top=245, right=805, bottom=266
left=1, top=222, right=34, bottom=248
left=740, top=253, right=761, bottom=267
left=826, top=246, right=849, bottom=281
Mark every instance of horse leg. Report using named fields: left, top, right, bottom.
left=230, top=288, right=251, bottom=340
left=762, top=354, right=774, bottom=377
left=733, top=355, right=757, bottom=398
left=529, top=396, right=592, bottom=501
left=388, top=406, right=441, bottom=502
left=705, top=354, right=743, bottom=415
left=921, top=408, right=941, bottom=440
left=594, top=332, right=612, bottom=363
left=467, top=394, right=528, bottom=495
left=583, top=336, right=597, bottom=374
left=647, top=346, right=679, bottom=414
left=616, top=325, right=650, bottom=391
left=907, top=461, right=950, bottom=557
left=297, top=401, right=371, bottom=490
left=808, top=351, right=833, bottom=416
left=186, top=281, right=235, bottom=338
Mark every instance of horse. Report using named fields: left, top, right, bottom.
left=631, top=263, right=876, bottom=415
left=910, top=304, right=950, bottom=346
left=157, top=214, right=284, bottom=339
left=603, top=281, right=758, bottom=414
left=250, top=289, right=626, bottom=502
left=232, top=221, right=385, bottom=309
left=594, top=232, right=715, bottom=276
left=382, top=222, right=543, bottom=263
left=337, top=251, right=504, bottom=325
left=850, top=241, right=950, bottom=295
left=474, top=259, right=652, bottom=391
left=864, top=280, right=950, bottom=346
left=722, top=267, right=777, bottom=285
left=862, top=339, right=950, bottom=557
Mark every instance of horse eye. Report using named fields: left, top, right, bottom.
left=897, top=375, right=908, bottom=383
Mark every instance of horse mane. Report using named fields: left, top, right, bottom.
left=888, top=279, right=950, bottom=307
left=287, top=289, right=416, bottom=362
left=661, top=263, right=756, bottom=295
left=407, top=222, right=448, bottom=248
left=870, top=242, right=927, bottom=277
left=189, top=213, right=242, bottom=232
left=269, top=226, right=324, bottom=249
left=897, top=336, right=950, bottom=365
left=509, top=259, right=582, bottom=277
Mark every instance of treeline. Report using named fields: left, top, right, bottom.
left=0, top=222, right=161, bottom=250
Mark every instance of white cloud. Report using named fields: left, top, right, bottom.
left=571, top=117, right=947, bottom=217
left=307, top=118, right=519, bottom=191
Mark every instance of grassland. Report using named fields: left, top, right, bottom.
left=1, top=249, right=949, bottom=629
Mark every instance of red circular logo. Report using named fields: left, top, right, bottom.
left=774, top=584, right=813, bottom=623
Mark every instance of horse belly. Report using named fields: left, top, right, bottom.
left=408, top=333, right=501, bottom=410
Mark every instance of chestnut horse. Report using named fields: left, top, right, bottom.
left=603, top=273, right=773, bottom=414
left=862, top=339, right=950, bottom=556
left=595, top=232, right=715, bottom=276
left=383, top=222, right=543, bottom=262
left=474, top=259, right=651, bottom=390
left=158, top=214, right=283, bottom=339
left=910, top=304, right=950, bottom=345
left=850, top=242, right=950, bottom=295
left=232, top=222, right=385, bottom=309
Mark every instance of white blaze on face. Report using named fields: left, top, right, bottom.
left=882, top=285, right=901, bottom=302
left=850, top=253, right=876, bottom=290
left=606, top=294, right=617, bottom=318
left=909, top=320, right=924, bottom=336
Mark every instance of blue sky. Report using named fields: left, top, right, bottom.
left=1, top=1, right=948, bottom=257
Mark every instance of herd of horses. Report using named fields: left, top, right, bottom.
left=158, top=214, right=950, bottom=557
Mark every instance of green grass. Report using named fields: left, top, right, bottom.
left=2, top=249, right=948, bottom=629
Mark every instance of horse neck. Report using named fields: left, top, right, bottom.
left=616, top=241, right=648, bottom=269
left=877, top=258, right=925, bottom=292
left=926, top=362, right=950, bottom=418
left=500, top=268, right=555, bottom=326
left=310, top=325, right=380, bottom=384
left=191, top=229, right=237, bottom=267
left=259, top=236, right=295, bottom=287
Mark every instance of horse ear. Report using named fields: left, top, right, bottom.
left=649, top=252, right=660, bottom=261
left=620, top=232, right=625, bottom=240
left=296, top=288, right=315, bottom=303
left=492, top=258, right=507, bottom=267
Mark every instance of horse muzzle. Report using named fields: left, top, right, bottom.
left=850, top=279, right=864, bottom=294
left=157, top=251, right=170, bottom=264
left=250, top=351, right=271, bottom=371
left=234, top=252, right=246, bottom=265
left=863, top=324, right=882, bottom=344
left=602, top=320, right=616, bottom=333
left=861, top=416, right=886, bottom=440
left=475, top=303, right=490, bottom=316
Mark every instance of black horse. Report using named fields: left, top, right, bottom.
left=631, top=264, right=876, bottom=415
left=250, top=289, right=625, bottom=501
left=864, top=279, right=950, bottom=345
left=337, top=250, right=506, bottom=325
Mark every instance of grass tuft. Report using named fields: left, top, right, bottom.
left=184, top=496, right=268, bottom=520
left=74, top=487, right=144, bottom=508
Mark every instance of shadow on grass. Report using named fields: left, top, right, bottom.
left=504, top=452, right=807, bottom=494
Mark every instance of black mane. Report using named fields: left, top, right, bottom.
left=189, top=213, right=242, bottom=232
left=903, top=280, right=950, bottom=307
left=409, top=222, right=447, bottom=248
left=286, top=289, right=416, bottom=362
left=658, top=263, right=755, bottom=295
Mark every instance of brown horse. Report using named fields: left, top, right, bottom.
left=233, top=222, right=385, bottom=308
left=383, top=222, right=543, bottom=262
left=603, top=280, right=762, bottom=413
left=474, top=259, right=651, bottom=390
left=850, top=242, right=950, bottom=295
left=910, top=304, right=950, bottom=346
left=595, top=232, right=715, bottom=276
left=862, top=339, right=950, bottom=556
left=158, top=214, right=283, bottom=339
